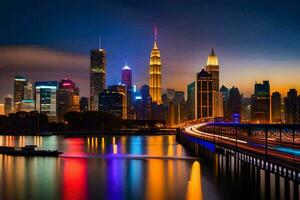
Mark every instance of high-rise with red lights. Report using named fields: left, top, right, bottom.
left=57, top=78, right=80, bottom=121
left=121, top=62, right=133, bottom=118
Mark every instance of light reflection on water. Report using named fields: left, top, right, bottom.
left=0, top=135, right=297, bottom=200
left=0, top=135, right=205, bottom=200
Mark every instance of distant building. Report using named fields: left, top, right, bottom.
left=57, top=79, right=80, bottom=121
left=220, top=85, right=229, bottom=118
left=166, top=89, right=175, bottom=100
left=135, top=85, right=152, bottom=120
left=227, top=87, right=242, bottom=119
left=0, top=104, right=4, bottom=115
left=284, top=89, right=299, bottom=124
left=151, top=102, right=167, bottom=121
left=15, top=100, right=35, bottom=112
left=80, top=97, right=89, bottom=112
left=90, top=48, right=106, bottom=111
left=121, top=62, right=134, bottom=119
left=213, top=91, right=224, bottom=118
left=251, top=81, right=270, bottom=123
left=241, top=97, right=251, bottom=123
left=13, top=75, right=28, bottom=108
left=168, top=91, right=186, bottom=126
left=149, top=28, right=162, bottom=104
left=186, top=82, right=195, bottom=120
left=23, top=81, right=33, bottom=100
left=4, top=96, right=13, bottom=116
left=220, top=85, right=229, bottom=100
left=173, top=91, right=185, bottom=104
left=168, top=101, right=181, bottom=126
left=271, top=92, right=281, bottom=123
left=35, top=81, right=58, bottom=121
left=162, top=93, right=169, bottom=106
left=99, top=85, right=127, bottom=119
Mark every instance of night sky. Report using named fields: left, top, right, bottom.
left=1, top=0, right=300, bottom=100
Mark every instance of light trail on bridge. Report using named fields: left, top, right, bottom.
left=183, top=123, right=300, bottom=164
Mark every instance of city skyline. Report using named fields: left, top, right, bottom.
left=1, top=1, right=300, bottom=200
left=1, top=0, right=300, bottom=100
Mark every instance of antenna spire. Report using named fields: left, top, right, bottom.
left=98, top=35, right=102, bottom=50
left=154, top=26, right=158, bottom=41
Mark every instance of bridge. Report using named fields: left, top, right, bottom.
left=177, top=122, right=300, bottom=184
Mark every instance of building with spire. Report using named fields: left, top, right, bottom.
left=194, top=49, right=223, bottom=120
left=121, top=61, right=133, bottom=119
left=149, top=28, right=162, bottom=104
left=90, top=42, right=106, bottom=111
left=206, top=48, right=219, bottom=92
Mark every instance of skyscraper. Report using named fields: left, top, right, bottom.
left=135, top=85, right=152, bottom=120
left=220, top=85, right=229, bottom=118
left=168, top=91, right=186, bottom=126
left=99, top=85, right=127, bottom=119
left=227, top=86, right=242, bottom=118
left=251, top=81, right=270, bottom=123
left=35, top=81, right=58, bottom=121
left=195, top=69, right=213, bottom=119
left=13, top=75, right=27, bottom=104
left=271, top=91, right=281, bottom=123
left=90, top=48, right=106, bottom=111
left=284, top=89, right=298, bottom=124
left=149, top=28, right=162, bottom=104
left=206, top=49, right=223, bottom=118
left=57, top=78, right=80, bottom=121
left=187, top=82, right=195, bottom=120
left=206, top=49, right=219, bottom=92
left=121, top=62, right=132, bottom=89
left=24, top=81, right=33, bottom=100
left=121, top=62, right=133, bottom=119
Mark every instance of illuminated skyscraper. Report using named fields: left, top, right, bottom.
left=205, top=49, right=223, bottom=119
left=57, top=78, right=80, bottom=121
left=13, top=75, right=27, bottom=104
left=271, top=91, right=281, bottom=123
left=206, top=49, right=219, bottom=92
left=121, top=62, right=133, bottom=119
left=90, top=47, right=106, bottom=111
left=121, top=62, right=132, bottom=89
left=35, top=81, right=58, bottom=121
left=149, top=28, right=162, bottom=104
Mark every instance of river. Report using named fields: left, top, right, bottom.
left=0, top=135, right=296, bottom=200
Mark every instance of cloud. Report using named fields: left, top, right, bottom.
left=0, top=46, right=90, bottom=100
left=0, top=45, right=89, bottom=69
